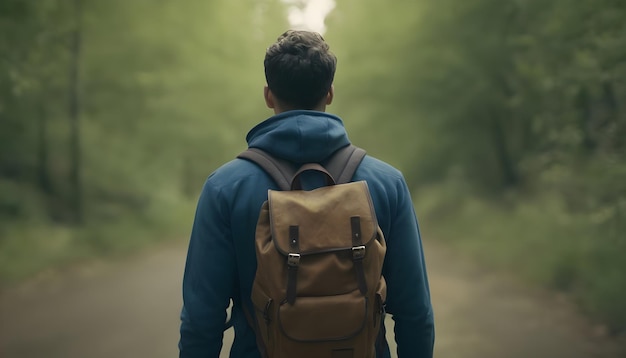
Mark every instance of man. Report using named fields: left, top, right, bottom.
left=179, top=30, right=434, bottom=358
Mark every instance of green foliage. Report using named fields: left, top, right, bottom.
left=1, top=0, right=624, bottom=333
left=328, top=0, right=626, bottom=331
left=0, top=0, right=288, bottom=285
left=417, top=184, right=626, bottom=331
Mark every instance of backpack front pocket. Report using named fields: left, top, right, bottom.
left=277, top=289, right=367, bottom=342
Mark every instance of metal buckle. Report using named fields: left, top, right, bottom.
left=352, top=245, right=366, bottom=260
left=287, top=253, right=301, bottom=267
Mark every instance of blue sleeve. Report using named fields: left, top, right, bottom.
left=383, top=177, right=435, bottom=358
left=179, top=178, right=236, bottom=358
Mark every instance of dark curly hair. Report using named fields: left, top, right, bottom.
left=264, top=30, right=337, bottom=110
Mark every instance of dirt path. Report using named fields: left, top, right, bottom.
left=1, top=240, right=624, bottom=358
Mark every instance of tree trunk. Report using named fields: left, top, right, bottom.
left=576, top=87, right=595, bottom=152
left=68, top=0, right=83, bottom=224
left=490, top=114, right=518, bottom=188
left=37, top=101, right=52, bottom=195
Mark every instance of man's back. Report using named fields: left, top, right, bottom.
left=179, top=110, right=434, bottom=357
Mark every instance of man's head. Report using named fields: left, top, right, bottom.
left=264, top=30, right=337, bottom=112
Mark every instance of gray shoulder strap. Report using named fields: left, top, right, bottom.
left=237, top=144, right=366, bottom=190
left=237, top=148, right=295, bottom=191
left=324, top=145, right=367, bottom=184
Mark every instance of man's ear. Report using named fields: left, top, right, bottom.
left=264, top=85, right=275, bottom=109
left=326, top=85, right=334, bottom=105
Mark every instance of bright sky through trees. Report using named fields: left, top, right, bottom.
left=282, top=0, right=335, bottom=34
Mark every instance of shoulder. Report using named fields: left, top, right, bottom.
left=353, top=154, right=414, bottom=235
left=355, top=154, right=411, bottom=201
left=197, top=158, right=276, bottom=212
left=355, top=155, right=407, bottom=194
left=358, top=155, right=404, bottom=181
left=204, top=158, right=271, bottom=191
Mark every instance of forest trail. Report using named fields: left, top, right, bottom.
left=1, top=240, right=624, bottom=358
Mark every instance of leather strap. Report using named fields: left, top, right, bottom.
left=351, top=216, right=368, bottom=295
left=237, top=144, right=367, bottom=190
left=325, top=145, right=367, bottom=184
left=290, top=163, right=335, bottom=190
left=237, top=148, right=294, bottom=191
left=286, top=225, right=300, bottom=305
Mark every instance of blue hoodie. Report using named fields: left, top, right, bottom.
left=179, top=110, right=434, bottom=358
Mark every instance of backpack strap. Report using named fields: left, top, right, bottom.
left=237, top=144, right=367, bottom=189
left=237, top=148, right=295, bottom=191
left=324, top=144, right=367, bottom=184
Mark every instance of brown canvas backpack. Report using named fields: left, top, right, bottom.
left=238, top=145, right=387, bottom=358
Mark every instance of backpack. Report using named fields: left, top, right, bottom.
left=238, top=145, right=387, bottom=358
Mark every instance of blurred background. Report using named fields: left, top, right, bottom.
left=1, top=0, right=625, bottom=357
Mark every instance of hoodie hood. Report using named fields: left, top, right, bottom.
left=246, top=110, right=351, bottom=163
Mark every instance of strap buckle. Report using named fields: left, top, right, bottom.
left=287, top=253, right=301, bottom=267
left=352, top=245, right=366, bottom=260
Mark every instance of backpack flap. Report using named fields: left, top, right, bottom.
left=268, top=181, right=378, bottom=255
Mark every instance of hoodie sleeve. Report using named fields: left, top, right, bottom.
left=179, top=177, right=236, bottom=358
left=383, top=177, right=435, bottom=358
